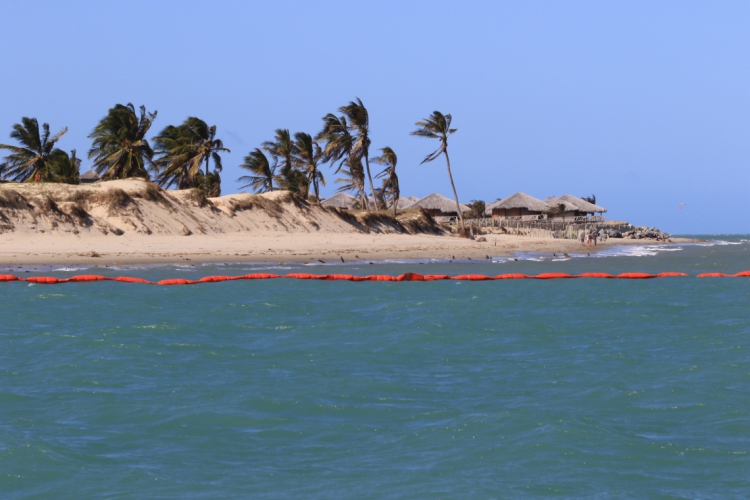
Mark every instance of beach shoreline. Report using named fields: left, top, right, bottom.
left=0, top=232, right=697, bottom=266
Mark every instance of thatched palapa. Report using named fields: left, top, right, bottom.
left=80, top=170, right=101, bottom=184
left=321, top=192, right=357, bottom=209
left=410, top=193, right=469, bottom=217
left=543, top=196, right=579, bottom=218
left=559, top=194, right=607, bottom=213
left=489, top=192, right=549, bottom=219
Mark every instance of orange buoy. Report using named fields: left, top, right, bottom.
left=424, top=275, right=451, bottom=280
left=365, top=275, right=396, bottom=281
left=67, top=275, right=110, bottom=282
left=534, top=273, right=575, bottom=279
left=617, top=273, right=656, bottom=279
left=113, top=276, right=152, bottom=284
left=577, top=272, right=614, bottom=278
left=733, top=271, right=750, bottom=277
left=26, top=276, right=64, bottom=284
left=0, top=275, right=21, bottom=282
left=697, top=272, right=730, bottom=278
left=157, top=278, right=194, bottom=285
left=452, top=275, right=493, bottom=281
left=396, top=273, right=425, bottom=281
left=495, top=274, right=529, bottom=279
left=656, top=272, right=689, bottom=278
left=242, top=273, right=280, bottom=279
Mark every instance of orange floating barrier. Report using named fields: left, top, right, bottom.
left=577, top=272, right=614, bottom=278
left=396, top=273, right=425, bottom=281
left=3, top=269, right=750, bottom=284
left=26, top=276, right=65, bottom=284
left=113, top=276, right=152, bottom=284
left=617, top=273, right=656, bottom=279
left=534, top=273, right=575, bottom=279
left=67, top=275, right=111, bottom=282
left=157, top=279, right=194, bottom=285
left=366, top=275, right=396, bottom=281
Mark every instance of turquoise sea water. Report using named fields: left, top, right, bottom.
left=2, top=236, right=750, bottom=498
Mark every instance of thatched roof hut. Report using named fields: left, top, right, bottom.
left=410, top=193, right=469, bottom=217
left=489, top=192, right=549, bottom=219
left=543, top=196, right=579, bottom=212
left=321, top=192, right=357, bottom=209
left=485, top=199, right=502, bottom=216
left=80, top=170, right=101, bottom=184
left=559, top=194, right=607, bottom=213
left=390, top=197, right=416, bottom=209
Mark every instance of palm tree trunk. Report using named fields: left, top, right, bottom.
left=443, top=148, right=465, bottom=234
left=363, top=152, right=378, bottom=212
left=312, top=167, right=319, bottom=199
left=204, top=155, right=209, bottom=192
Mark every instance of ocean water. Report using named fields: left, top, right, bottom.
left=2, top=236, right=750, bottom=498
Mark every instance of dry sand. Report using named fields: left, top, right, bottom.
left=0, top=179, right=690, bottom=266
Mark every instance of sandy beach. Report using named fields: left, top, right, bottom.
left=0, top=179, right=691, bottom=266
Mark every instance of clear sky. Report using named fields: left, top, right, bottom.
left=1, top=1, right=748, bottom=234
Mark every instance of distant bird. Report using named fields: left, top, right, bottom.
left=679, top=202, right=686, bottom=210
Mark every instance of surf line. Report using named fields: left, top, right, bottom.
left=1, top=271, right=748, bottom=284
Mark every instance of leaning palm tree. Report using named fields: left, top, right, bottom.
left=292, top=132, right=325, bottom=199
left=0, top=117, right=68, bottom=182
left=410, top=111, right=465, bottom=234
left=372, top=147, right=399, bottom=216
left=338, top=98, right=378, bottom=211
left=334, top=157, right=367, bottom=205
left=49, top=149, right=82, bottom=184
left=151, top=117, right=229, bottom=194
left=88, top=103, right=157, bottom=180
left=316, top=114, right=370, bottom=211
left=151, top=123, right=193, bottom=189
left=263, top=129, right=308, bottom=195
left=238, top=148, right=275, bottom=193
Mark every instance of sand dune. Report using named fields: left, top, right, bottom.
left=0, top=180, right=688, bottom=265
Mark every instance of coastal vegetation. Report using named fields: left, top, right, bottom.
left=410, top=111, right=465, bottom=233
left=0, top=99, right=463, bottom=213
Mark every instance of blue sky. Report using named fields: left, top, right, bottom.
left=1, top=1, right=748, bottom=233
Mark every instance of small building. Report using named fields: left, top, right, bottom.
left=543, top=196, right=580, bottom=219
left=80, top=170, right=101, bottom=184
left=321, top=192, right=357, bottom=210
left=410, top=193, right=470, bottom=217
left=558, top=194, right=607, bottom=215
left=390, top=196, right=418, bottom=210
left=489, top=192, right=550, bottom=219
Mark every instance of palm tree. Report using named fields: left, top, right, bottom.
left=467, top=200, right=486, bottom=219
left=338, top=98, right=378, bottom=211
left=49, top=149, right=81, bottom=184
left=151, top=123, right=193, bottom=189
left=372, top=147, right=399, bottom=216
left=316, top=114, right=369, bottom=211
left=238, top=148, right=275, bottom=193
left=334, top=158, right=367, bottom=205
left=88, top=103, right=157, bottom=180
left=293, top=132, right=325, bottom=199
left=151, top=117, right=229, bottom=194
left=410, top=111, right=465, bottom=234
left=0, top=117, right=68, bottom=182
left=263, top=129, right=308, bottom=195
